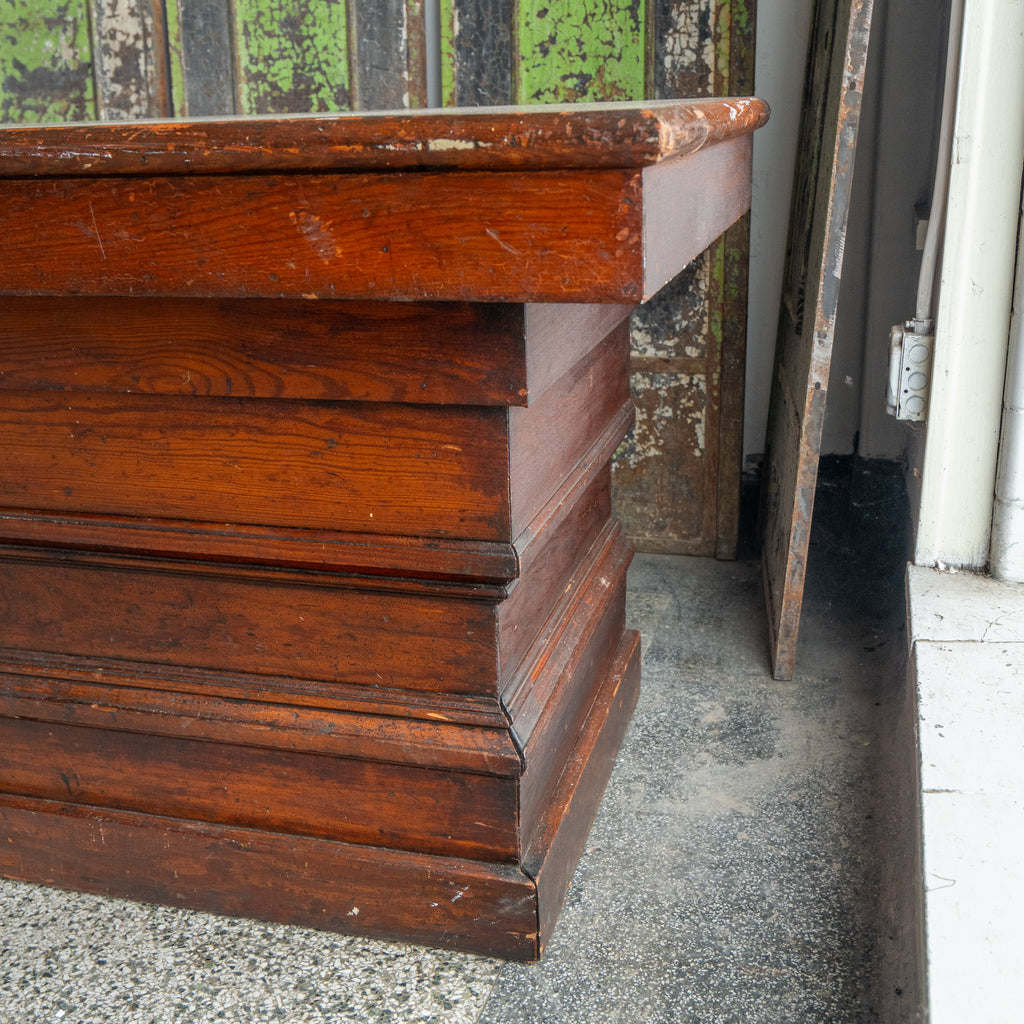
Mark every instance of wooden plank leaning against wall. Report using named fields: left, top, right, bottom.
left=0, top=0, right=754, bottom=556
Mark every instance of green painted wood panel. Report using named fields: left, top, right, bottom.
left=515, top=0, right=647, bottom=103
left=0, top=0, right=97, bottom=122
left=232, top=0, right=351, bottom=114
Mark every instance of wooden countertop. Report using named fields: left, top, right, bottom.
left=0, top=99, right=768, bottom=304
left=0, top=98, right=768, bottom=177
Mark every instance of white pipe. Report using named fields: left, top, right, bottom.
left=915, top=0, right=965, bottom=328
left=990, top=185, right=1024, bottom=582
left=914, top=0, right=1024, bottom=570
left=424, top=0, right=442, bottom=108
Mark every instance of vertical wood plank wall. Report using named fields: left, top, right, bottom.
left=0, top=0, right=753, bottom=555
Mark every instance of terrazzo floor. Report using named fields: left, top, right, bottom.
left=0, top=461, right=907, bottom=1023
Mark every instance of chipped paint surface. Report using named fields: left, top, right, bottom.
left=654, top=0, right=714, bottom=98
left=630, top=257, right=710, bottom=359
left=0, top=0, right=96, bottom=123
left=441, top=0, right=513, bottom=106
left=91, top=0, right=169, bottom=118
left=516, top=0, right=646, bottom=104
left=233, top=0, right=351, bottom=114
left=613, top=373, right=709, bottom=544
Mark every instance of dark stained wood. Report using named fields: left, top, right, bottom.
left=0, top=156, right=756, bottom=306
left=0, top=297, right=628, bottom=409
left=510, top=324, right=631, bottom=534
left=0, top=548, right=502, bottom=693
left=0, top=795, right=542, bottom=960
left=0, top=392, right=510, bottom=537
left=526, top=631, right=641, bottom=954
left=0, top=716, right=519, bottom=860
left=760, top=0, right=874, bottom=680
left=516, top=529, right=632, bottom=842
left=0, top=100, right=763, bottom=957
left=0, top=98, right=768, bottom=176
left=0, top=510, right=519, bottom=582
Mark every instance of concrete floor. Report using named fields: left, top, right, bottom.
left=0, top=462, right=908, bottom=1023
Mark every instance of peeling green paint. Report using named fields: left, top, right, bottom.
left=0, top=0, right=96, bottom=123
left=515, top=0, right=645, bottom=104
left=233, top=0, right=350, bottom=114
left=163, top=0, right=187, bottom=116
left=439, top=0, right=457, bottom=105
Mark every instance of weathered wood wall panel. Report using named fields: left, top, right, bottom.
left=440, top=0, right=513, bottom=106
left=350, top=0, right=427, bottom=109
left=0, top=0, right=97, bottom=122
left=760, top=0, right=874, bottom=678
left=90, top=0, right=171, bottom=118
left=611, top=0, right=755, bottom=556
left=165, top=0, right=237, bottom=116
left=232, top=0, right=351, bottom=113
left=515, top=0, right=649, bottom=103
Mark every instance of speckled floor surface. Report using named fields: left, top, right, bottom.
left=0, top=461, right=907, bottom=1023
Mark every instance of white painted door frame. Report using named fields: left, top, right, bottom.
left=914, top=0, right=1024, bottom=571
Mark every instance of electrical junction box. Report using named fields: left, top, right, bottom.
left=887, top=320, right=934, bottom=421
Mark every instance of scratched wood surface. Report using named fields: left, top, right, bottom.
left=760, top=0, right=875, bottom=680
left=0, top=0, right=755, bottom=551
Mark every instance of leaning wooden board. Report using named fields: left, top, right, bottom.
left=760, top=0, right=874, bottom=680
left=0, top=99, right=767, bottom=959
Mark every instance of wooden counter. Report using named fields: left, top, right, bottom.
left=0, top=98, right=766, bottom=959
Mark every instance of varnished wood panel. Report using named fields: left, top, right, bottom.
left=0, top=548, right=500, bottom=693
left=527, top=631, right=641, bottom=954
left=511, top=325, right=631, bottom=534
left=0, top=508, right=519, bottom=583
left=0, top=298, right=631, bottom=410
left=0, top=98, right=768, bottom=176
left=0, top=168, right=646, bottom=304
left=0, top=392, right=509, bottom=539
left=0, top=297, right=530, bottom=407
left=500, top=472, right=612, bottom=683
left=516, top=528, right=631, bottom=844
left=0, top=655, right=516, bottom=768
left=0, top=795, right=541, bottom=959
left=0, top=717, right=518, bottom=860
